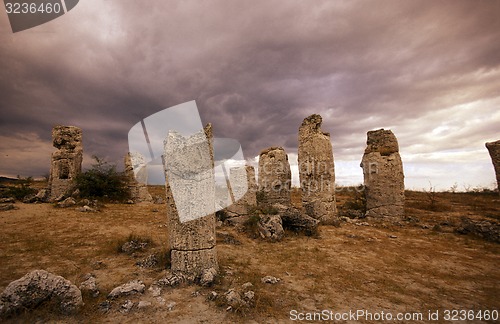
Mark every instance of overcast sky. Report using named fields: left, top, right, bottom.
left=1, top=0, right=499, bottom=191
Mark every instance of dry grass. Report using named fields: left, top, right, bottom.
left=0, top=186, right=498, bottom=322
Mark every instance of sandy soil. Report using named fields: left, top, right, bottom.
left=0, top=190, right=499, bottom=323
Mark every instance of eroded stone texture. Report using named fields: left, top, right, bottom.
left=226, top=166, right=257, bottom=215
left=360, top=129, right=405, bottom=218
left=0, top=270, right=83, bottom=317
left=258, top=147, right=291, bottom=206
left=48, top=126, right=83, bottom=200
left=298, top=114, right=336, bottom=222
left=164, top=124, right=218, bottom=279
left=485, top=140, right=500, bottom=194
left=124, top=152, right=153, bottom=202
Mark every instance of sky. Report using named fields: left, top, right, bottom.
left=0, top=0, right=499, bottom=191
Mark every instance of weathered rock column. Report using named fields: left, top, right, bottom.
left=124, top=152, right=153, bottom=202
left=298, top=114, right=336, bottom=223
left=486, top=140, right=500, bottom=194
left=226, top=165, right=257, bottom=215
left=361, top=129, right=405, bottom=218
left=258, top=147, right=291, bottom=206
left=163, top=124, right=218, bottom=279
left=48, top=126, right=83, bottom=200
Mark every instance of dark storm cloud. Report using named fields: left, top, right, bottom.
left=0, top=0, right=499, bottom=188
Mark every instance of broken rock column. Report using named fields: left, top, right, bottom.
left=486, top=140, right=500, bottom=194
left=360, top=129, right=405, bottom=218
left=48, top=126, right=83, bottom=200
left=163, top=124, right=218, bottom=279
left=258, top=147, right=291, bottom=206
left=124, top=152, right=153, bottom=202
left=226, top=165, right=257, bottom=215
left=298, top=114, right=336, bottom=223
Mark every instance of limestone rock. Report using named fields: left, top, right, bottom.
left=485, top=140, right=500, bottom=194
left=298, top=114, right=337, bottom=222
left=261, top=275, right=281, bottom=284
left=0, top=270, right=83, bottom=317
left=48, top=126, right=83, bottom=201
left=108, top=280, right=145, bottom=299
left=0, top=204, right=16, bottom=211
left=360, top=129, right=405, bottom=218
left=57, top=197, right=76, bottom=208
left=200, top=267, right=218, bottom=286
left=258, top=147, right=291, bottom=205
left=258, top=214, right=284, bottom=242
left=226, top=166, right=257, bottom=215
left=273, top=203, right=319, bottom=236
left=164, top=123, right=218, bottom=279
left=124, top=152, right=153, bottom=202
left=120, top=300, right=134, bottom=314
left=79, top=274, right=99, bottom=298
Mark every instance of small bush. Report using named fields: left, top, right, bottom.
left=1, top=177, right=37, bottom=200
left=242, top=214, right=261, bottom=239
left=75, top=156, right=130, bottom=202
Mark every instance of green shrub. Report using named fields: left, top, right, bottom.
left=75, top=156, right=130, bottom=202
left=1, top=177, right=37, bottom=200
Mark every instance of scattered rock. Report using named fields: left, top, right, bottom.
left=389, top=235, right=398, bottom=239
left=243, top=290, right=255, bottom=302
left=98, top=300, right=111, bottom=314
left=273, top=203, right=319, bottom=236
left=78, top=205, right=97, bottom=212
left=241, top=282, right=253, bottom=290
left=200, top=267, right=217, bottom=286
left=166, top=301, right=176, bottom=311
left=0, top=203, right=16, bottom=211
left=136, top=254, right=158, bottom=268
left=355, top=222, right=370, bottom=226
left=217, top=231, right=242, bottom=245
left=456, top=218, right=500, bottom=243
left=225, top=289, right=244, bottom=308
left=79, top=274, right=99, bottom=298
left=120, top=240, right=148, bottom=254
left=207, top=291, right=218, bottom=301
left=57, top=197, right=76, bottom=208
left=156, top=272, right=184, bottom=287
left=0, top=270, right=83, bottom=317
left=108, top=280, right=145, bottom=299
left=0, top=197, right=15, bottom=203
left=137, top=300, right=152, bottom=309
left=148, top=285, right=162, bottom=297
left=120, top=300, right=134, bottom=314
left=261, top=276, right=281, bottom=284
left=257, top=214, right=284, bottom=242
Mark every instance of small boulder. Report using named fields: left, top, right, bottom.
left=108, top=280, right=145, bottom=299
left=258, top=215, right=284, bottom=242
left=261, top=275, right=281, bottom=284
left=0, top=270, right=83, bottom=317
left=57, top=197, right=76, bottom=208
left=200, top=267, right=217, bottom=286
left=79, top=274, right=99, bottom=298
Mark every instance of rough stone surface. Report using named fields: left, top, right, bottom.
left=0, top=270, right=83, bottom=317
left=56, top=197, right=76, bottom=208
left=360, top=129, right=405, bottom=218
left=258, top=147, right=291, bottom=205
left=261, top=276, right=281, bottom=284
left=0, top=204, right=16, bottom=211
left=108, top=280, right=145, bottom=299
left=79, top=274, right=99, bottom=298
left=164, top=123, right=218, bottom=278
left=48, top=126, right=83, bottom=201
left=226, top=166, right=257, bottom=216
left=456, top=218, right=500, bottom=243
left=200, top=267, right=218, bottom=286
left=485, top=140, right=500, bottom=194
left=124, top=152, right=153, bottom=202
left=273, top=203, right=319, bottom=236
left=298, top=114, right=336, bottom=222
left=258, top=215, right=284, bottom=242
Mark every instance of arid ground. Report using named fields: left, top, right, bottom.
left=0, top=184, right=499, bottom=323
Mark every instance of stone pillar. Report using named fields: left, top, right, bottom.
left=124, top=152, right=153, bottom=202
left=360, top=129, right=405, bottom=218
left=298, top=114, right=336, bottom=223
left=48, top=126, right=83, bottom=200
left=258, top=147, right=291, bottom=206
left=164, top=123, right=218, bottom=279
left=486, top=140, right=500, bottom=194
left=226, top=165, right=257, bottom=215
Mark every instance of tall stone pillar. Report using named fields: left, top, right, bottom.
left=124, top=152, right=153, bottom=202
left=163, top=124, right=218, bottom=279
left=48, top=126, right=83, bottom=200
left=226, top=165, right=257, bottom=215
left=360, top=129, right=405, bottom=218
left=298, top=114, right=336, bottom=223
left=485, top=140, right=500, bottom=194
left=258, top=147, right=291, bottom=206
